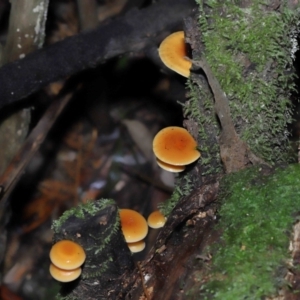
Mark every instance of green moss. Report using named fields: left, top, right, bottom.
left=194, top=0, right=299, bottom=164
left=83, top=225, right=120, bottom=279
left=199, top=164, right=300, bottom=299
left=51, top=198, right=115, bottom=233
left=184, top=79, right=222, bottom=175
left=158, top=172, right=194, bottom=217
left=51, top=198, right=120, bottom=280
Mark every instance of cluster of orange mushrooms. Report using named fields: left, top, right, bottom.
left=49, top=209, right=166, bottom=282
left=49, top=31, right=196, bottom=283
left=120, top=209, right=166, bottom=253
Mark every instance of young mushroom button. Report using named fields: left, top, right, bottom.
left=153, top=126, right=200, bottom=166
left=158, top=31, right=192, bottom=78
left=147, top=210, right=166, bottom=229
left=50, top=240, right=86, bottom=270
left=119, top=209, right=148, bottom=243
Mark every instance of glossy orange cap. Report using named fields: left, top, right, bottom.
left=50, top=240, right=86, bottom=270
left=49, top=263, right=82, bottom=282
left=147, top=210, right=166, bottom=229
left=153, top=126, right=200, bottom=166
left=158, top=31, right=192, bottom=78
left=120, top=209, right=148, bottom=243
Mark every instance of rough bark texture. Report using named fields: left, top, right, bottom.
left=126, top=179, right=220, bottom=300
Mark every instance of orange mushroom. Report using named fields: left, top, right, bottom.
left=156, top=158, right=185, bottom=173
left=153, top=126, right=200, bottom=166
left=49, top=263, right=82, bottom=282
left=50, top=240, right=86, bottom=270
left=147, top=210, right=166, bottom=229
left=119, top=209, right=148, bottom=243
left=127, top=240, right=146, bottom=253
left=158, top=31, right=192, bottom=78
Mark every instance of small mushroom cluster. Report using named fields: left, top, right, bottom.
left=49, top=210, right=166, bottom=281
left=153, top=126, right=200, bottom=173
left=49, top=240, right=86, bottom=282
left=120, top=209, right=148, bottom=253
left=120, top=209, right=166, bottom=253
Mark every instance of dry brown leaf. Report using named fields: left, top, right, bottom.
left=121, top=119, right=154, bottom=164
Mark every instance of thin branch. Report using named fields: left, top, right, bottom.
left=0, top=90, right=75, bottom=202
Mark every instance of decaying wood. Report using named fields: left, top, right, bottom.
left=126, top=179, right=220, bottom=300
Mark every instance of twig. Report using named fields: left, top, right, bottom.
left=0, top=90, right=75, bottom=203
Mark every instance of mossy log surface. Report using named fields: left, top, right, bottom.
left=126, top=164, right=300, bottom=299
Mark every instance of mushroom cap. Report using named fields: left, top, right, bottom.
left=147, top=210, right=166, bottom=229
left=156, top=158, right=185, bottom=173
left=153, top=126, right=200, bottom=166
left=49, top=263, right=82, bottom=282
left=119, top=209, right=148, bottom=243
left=50, top=240, right=86, bottom=270
left=127, top=240, right=146, bottom=253
left=158, top=31, right=192, bottom=78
